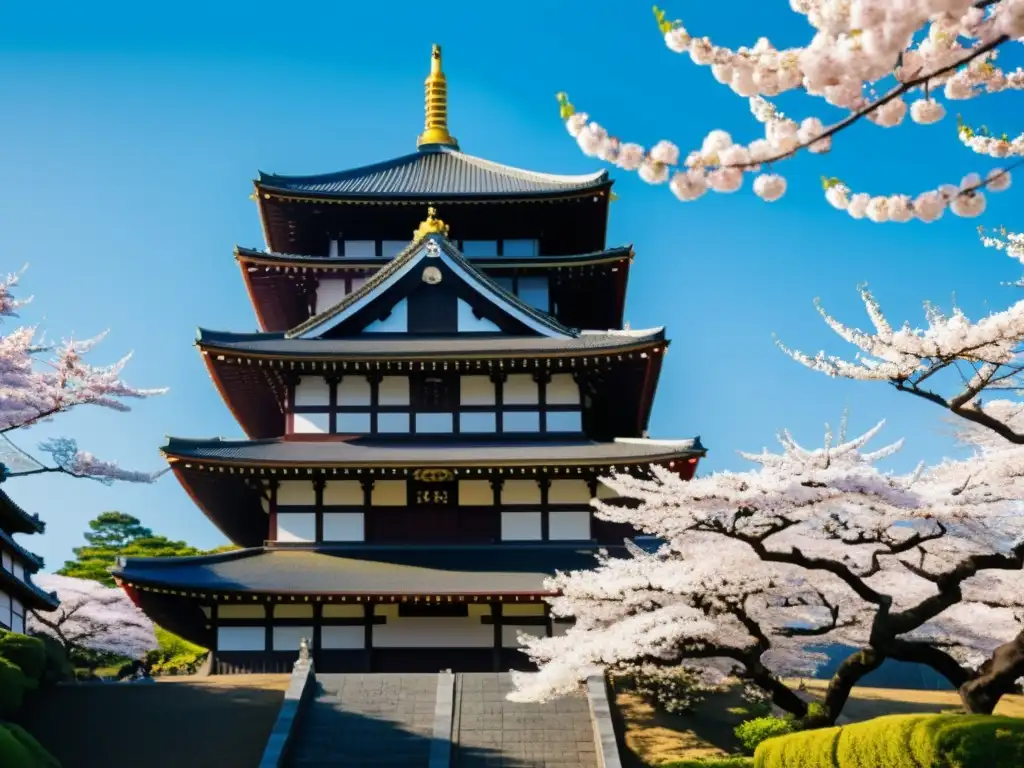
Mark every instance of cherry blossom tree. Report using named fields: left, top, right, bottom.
left=0, top=266, right=166, bottom=484
left=557, top=2, right=1023, bottom=218
left=510, top=417, right=1024, bottom=723
left=27, top=574, right=157, bottom=660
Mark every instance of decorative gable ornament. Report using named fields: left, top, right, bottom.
left=422, top=266, right=443, bottom=285
left=414, top=206, right=450, bottom=241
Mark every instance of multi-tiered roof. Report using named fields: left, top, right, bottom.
left=1, top=489, right=59, bottom=633
left=113, top=45, right=703, bottom=672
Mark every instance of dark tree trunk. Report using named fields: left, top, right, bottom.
left=959, top=631, right=1024, bottom=714
left=815, top=648, right=886, bottom=726
left=746, top=663, right=809, bottom=719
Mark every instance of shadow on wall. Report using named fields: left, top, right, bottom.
left=15, top=680, right=287, bottom=768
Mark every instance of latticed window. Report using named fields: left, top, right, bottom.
left=412, top=375, right=456, bottom=412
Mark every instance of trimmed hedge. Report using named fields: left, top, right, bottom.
left=754, top=713, right=1024, bottom=768
left=0, top=723, right=61, bottom=768
left=0, top=631, right=46, bottom=683
left=0, top=656, right=29, bottom=718
left=664, top=758, right=754, bottom=768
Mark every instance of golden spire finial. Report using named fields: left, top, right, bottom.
left=416, top=44, right=459, bottom=150
left=414, top=205, right=450, bottom=240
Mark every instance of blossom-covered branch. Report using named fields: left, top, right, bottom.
left=0, top=267, right=167, bottom=484
left=556, top=1, right=1024, bottom=216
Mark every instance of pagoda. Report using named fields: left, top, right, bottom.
left=0, top=489, right=59, bottom=634
left=113, top=45, right=704, bottom=674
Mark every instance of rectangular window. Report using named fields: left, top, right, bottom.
left=276, top=513, right=316, bottom=543
left=321, top=626, right=365, bottom=649
left=217, top=626, right=265, bottom=652
left=460, top=376, right=495, bottom=406
left=380, top=240, right=407, bottom=258
left=292, top=412, right=330, bottom=434
left=502, top=239, right=539, bottom=257
left=415, top=413, right=454, bottom=433
left=323, top=513, right=365, bottom=542
left=336, top=413, right=371, bottom=433
left=545, top=410, right=582, bottom=433
left=337, top=377, right=371, bottom=406
left=294, top=377, right=331, bottom=407
left=378, top=377, right=410, bottom=406
left=501, top=511, right=542, bottom=541
left=343, top=240, right=376, bottom=257
left=273, top=626, right=314, bottom=651
left=377, top=413, right=411, bottom=433
left=503, top=411, right=540, bottom=432
left=549, top=511, right=591, bottom=540
left=460, top=412, right=496, bottom=433
left=12, top=562, right=24, bottom=581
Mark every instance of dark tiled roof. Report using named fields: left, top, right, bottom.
left=112, top=544, right=617, bottom=595
left=235, top=244, right=633, bottom=270
left=285, top=234, right=575, bottom=339
left=0, top=527, right=43, bottom=572
left=162, top=436, right=704, bottom=467
left=196, top=327, right=664, bottom=359
left=0, top=489, right=44, bottom=535
left=257, top=146, right=608, bottom=199
left=0, top=566, right=59, bottom=611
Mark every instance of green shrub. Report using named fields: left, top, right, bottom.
left=145, top=626, right=208, bottom=677
left=735, top=716, right=796, bottom=753
left=0, top=656, right=29, bottom=718
left=754, top=713, right=1024, bottom=768
left=3, top=724, right=60, bottom=768
left=0, top=630, right=46, bottom=682
left=32, top=635, right=73, bottom=686
left=0, top=723, right=34, bottom=768
left=663, top=758, right=754, bottom=768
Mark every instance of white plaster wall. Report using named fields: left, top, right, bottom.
left=323, top=605, right=364, bottom=618
left=274, top=604, right=314, bottom=619
left=0, top=590, right=9, bottom=623
left=549, top=511, right=591, bottom=540
left=549, top=480, right=591, bottom=505
left=292, top=412, right=330, bottom=434
left=460, top=412, right=496, bottom=433
left=11, top=603, right=24, bottom=634
left=460, top=376, right=496, bottom=405
left=323, top=513, right=364, bottom=541
left=458, top=299, right=502, bottom=332
left=351, top=276, right=368, bottom=293
left=504, top=411, right=540, bottom=433
left=218, top=626, right=265, bottom=651
left=323, top=481, right=362, bottom=506
left=501, top=512, right=542, bottom=541
left=547, top=374, right=580, bottom=405
left=596, top=482, right=619, bottom=500
left=416, top=413, right=454, bottom=433
left=364, top=299, right=408, bottom=332
left=315, top=280, right=349, bottom=314
left=294, top=377, right=331, bottom=407
left=277, top=481, right=316, bottom=507
left=373, top=617, right=493, bottom=648
left=458, top=480, right=493, bottom=506
left=379, top=377, right=410, bottom=406
left=502, top=625, right=546, bottom=648
left=336, top=413, right=371, bottom=433
left=344, top=240, right=376, bottom=257
left=220, top=605, right=266, bottom=620
left=378, top=413, right=411, bottom=433
left=502, top=480, right=541, bottom=505
left=504, top=374, right=538, bottom=405
left=372, top=481, right=407, bottom=506
left=381, top=240, right=407, bottom=258
left=337, top=377, right=371, bottom=406
left=546, top=411, right=582, bottom=433
left=322, top=626, right=365, bottom=649
left=277, top=513, right=316, bottom=543
left=273, top=626, right=314, bottom=651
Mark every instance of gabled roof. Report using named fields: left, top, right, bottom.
left=163, top=435, right=704, bottom=468
left=234, top=244, right=634, bottom=271
left=196, top=327, right=665, bottom=359
left=256, top=146, right=609, bottom=200
left=113, top=544, right=622, bottom=596
left=286, top=234, right=575, bottom=339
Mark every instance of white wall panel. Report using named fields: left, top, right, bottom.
left=336, top=413, right=371, bottom=433
left=503, top=411, right=540, bottom=433
left=373, top=617, right=493, bottom=648
left=322, top=626, right=365, bottom=649
left=549, top=480, right=591, bottom=505
left=292, top=412, right=330, bottom=434
left=218, top=626, right=265, bottom=651
left=274, top=605, right=314, bottom=619
left=323, top=481, right=362, bottom=506
left=549, top=511, right=591, bottom=540
left=337, top=377, right=371, bottom=406
left=502, top=480, right=541, bottom=505
left=502, top=625, right=546, bottom=648
left=378, top=413, right=411, bottom=433
left=372, top=481, right=407, bottom=506
left=379, top=377, right=410, bottom=406
left=323, top=513, right=364, bottom=542
left=364, top=299, right=408, bottom=332
left=459, top=480, right=493, bottom=506
left=277, top=481, right=316, bottom=507
left=460, top=412, right=496, bottom=433
left=294, top=377, right=331, bottom=407
left=504, top=374, right=538, bottom=405
left=220, top=605, right=266, bottom=620
left=415, top=413, right=454, bottom=433
left=344, top=240, right=376, bottom=257
left=323, top=605, right=364, bottom=619
left=315, top=280, right=349, bottom=314
left=2, top=551, right=12, bottom=571
left=546, top=411, right=582, bottom=433
left=277, top=513, right=316, bottom=543
left=457, top=299, right=502, bottom=332
left=381, top=240, right=407, bottom=258
left=547, top=374, right=580, bottom=405
left=460, top=376, right=496, bottom=405
left=501, top=512, right=542, bottom=541
left=12, top=562, right=24, bottom=581
left=273, top=626, right=314, bottom=651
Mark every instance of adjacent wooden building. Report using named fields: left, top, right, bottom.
left=0, top=488, right=59, bottom=633
left=113, top=45, right=704, bottom=674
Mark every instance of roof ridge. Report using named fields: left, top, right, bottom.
left=450, top=150, right=607, bottom=184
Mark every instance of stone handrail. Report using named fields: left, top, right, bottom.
left=258, top=638, right=316, bottom=768
left=586, top=674, right=623, bottom=768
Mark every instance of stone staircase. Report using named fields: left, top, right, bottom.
left=286, top=672, right=601, bottom=768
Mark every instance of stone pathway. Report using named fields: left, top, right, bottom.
left=452, top=673, right=599, bottom=768
left=287, top=673, right=439, bottom=766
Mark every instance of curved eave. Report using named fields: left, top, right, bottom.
left=0, top=568, right=59, bottom=612
left=253, top=179, right=614, bottom=206
left=166, top=463, right=268, bottom=549
left=0, top=528, right=44, bottom=572
left=0, top=490, right=45, bottom=534
left=197, top=347, right=285, bottom=439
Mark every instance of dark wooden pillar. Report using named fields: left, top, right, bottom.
left=363, top=602, right=375, bottom=672
left=491, top=601, right=503, bottom=671
left=209, top=603, right=219, bottom=675
left=313, top=476, right=326, bottom=542
left=544, top=603, right=554, bottom=638
left=538, top=477, right=551, bottom=541
left=264, top=602, right=274, bottom=671
left=267, top=479, right=280, bottom=543
left=312, top=602, right=323, bottom=668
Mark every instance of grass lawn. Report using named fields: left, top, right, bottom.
left=614, top=679, right=1024, bottom=766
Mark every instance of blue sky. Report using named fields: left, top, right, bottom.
left=3, top=0, right=1022, bottom=568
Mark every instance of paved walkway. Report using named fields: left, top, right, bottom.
left=287, top=673, right=439, bottom=766
left=452, top=673, right=599, bottom=768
